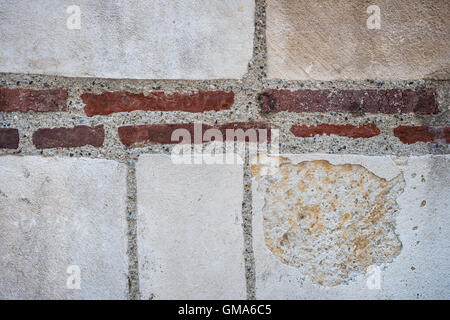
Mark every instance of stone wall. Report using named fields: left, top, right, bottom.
left=0, top=0, right=449, bottom=299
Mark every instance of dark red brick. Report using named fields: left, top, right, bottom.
left=118, top=122, right=271, bottom=147
left=82, top=91, right=234, bottom=116
left=32, top=125, right=104, bottom=149
left=394, top=126, right=449, bottom=144
left=119, top=124, right=195, bottom=147
left=260, top=89, right=438, bottom=114
left=0, top=88, right=68, bottom=112
left=291, top=124, right=380, bottom=138
left=0, top=128, right=19, bottom=149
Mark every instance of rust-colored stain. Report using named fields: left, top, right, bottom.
left=253, top=158, right=405, bottom=286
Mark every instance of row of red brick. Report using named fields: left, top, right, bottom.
left=0, top=87, right=439, bottom=115
left=1, top=87, right=448, bottom=149
left=1, top=124, right=449, bottom=149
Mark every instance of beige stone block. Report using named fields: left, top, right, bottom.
left=267, top=0, right=450, bottom=80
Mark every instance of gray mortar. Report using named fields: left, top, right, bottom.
left=0, top=0, right=448, bottom=299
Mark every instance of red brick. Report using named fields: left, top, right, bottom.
left=0, top=88, right=68, bottom=112
left=260, top=89, right=438, bottom=114
left=394, top=126, right=450, bottom=144
left=32, top=125, right=104, bottom=149
left=118, top=122, right=271, bottom=147
left=82, top=91, right=234, bottom=116
left=291, top=124, right=380, bottom=139
left=0, top=128, right=19, bottom=149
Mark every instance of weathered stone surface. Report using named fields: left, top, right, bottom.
left=137, top=155, right=246, bottom=299
left=267, top=0, right=450, bottom=80
left=0, top=156, right=128, bottom=299
left=82, top=91, right=234, bottom=116
left=254, top=157, right=404, bottom=287
left=252, top=154, right=450, bottom=299
left=32, top=125, right=104, bottom=149
left=260, top=89, right=438, bottom=114
left=0, top=128, right=19, bottom=149
left=0, top=88, right=67, bottom=113
left=0, top=0, right=254, bottom=79
left=394, top=126, right=450, bottom=144
left=290, top=124, right=380, bottom=139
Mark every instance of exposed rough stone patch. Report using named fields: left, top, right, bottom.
left=253, top=157, right=405, bottom=286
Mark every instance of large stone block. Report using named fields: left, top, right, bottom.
left=252, top=154, right=450, bottom=299
left=267, top=0, right=450, bottom=80
left=0, top=0, right=254, bottom=79
left=0, top=156, right=128, bottom=299
left=137, top=155, right=246, bottom=299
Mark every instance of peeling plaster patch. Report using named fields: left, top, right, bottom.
left=253, top=158, right=405, bottom=286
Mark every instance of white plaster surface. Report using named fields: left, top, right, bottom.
left=0, top=0, right=254, bottom=79
left=137, top=154, right=246, bottom=299
left=0, top=156, right=128, bottom=299
left=252, top=154, right=450, bottom=299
